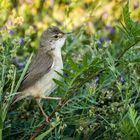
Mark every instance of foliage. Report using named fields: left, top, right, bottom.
left=0, top=1, right=140, bottom=140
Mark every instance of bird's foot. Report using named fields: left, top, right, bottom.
left=43, top=96, right=61, bottom=100
left=45, top=116, right=50, bottom=123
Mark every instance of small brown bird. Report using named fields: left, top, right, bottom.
left=13, top=26, right=70, bottom=121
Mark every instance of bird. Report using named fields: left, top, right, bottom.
left=12, top=26, right=70, bottom=121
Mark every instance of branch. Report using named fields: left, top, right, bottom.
left=117, top=39, right=140, bottom=60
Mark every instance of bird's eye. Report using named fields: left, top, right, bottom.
left=54, top=35, right=59, bottom=38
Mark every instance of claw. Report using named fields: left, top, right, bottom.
left=45, top=116, right=50, bottom=123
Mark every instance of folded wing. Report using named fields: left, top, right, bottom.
left=19, top=50, right=53, bottom=91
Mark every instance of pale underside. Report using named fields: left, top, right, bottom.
left=21, top=38, right=65, bottom=98
left=19, top=37, right=65, bottom=99
left=23, top=50, right=63, bottom=98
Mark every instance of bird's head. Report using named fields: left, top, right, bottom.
left=40, top=26, right=70, bottom=51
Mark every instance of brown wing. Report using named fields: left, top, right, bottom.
left=19, top=50, right=53, bottom=91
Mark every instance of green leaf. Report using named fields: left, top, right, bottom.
left=34, top=121, right=60, bottom=140
left=130, top=58, right=140, bottom=63
left=123, top=2, right=132, bottom=34
left=68, top=58, right=79, bottom=71
left=127, top=107, right=140, bottom=136
left=123, top=2, right=140, bottom=40
left=53, top=79, right=64, bottom=87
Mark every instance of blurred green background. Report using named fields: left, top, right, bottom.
left=0, top=0, right=139, bottom=48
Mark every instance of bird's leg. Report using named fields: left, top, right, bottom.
left=36, top=98, right=50, bottom=122
left=42, top=96, right=61, bottom=100
left=42, top=96, right=62, bottom=108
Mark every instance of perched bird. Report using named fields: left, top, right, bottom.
left=13, top=26, right=70, bottom=121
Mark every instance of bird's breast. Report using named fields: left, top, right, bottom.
left=24, top=50, right=63, bottom=98
left=35, top=54, right=63, bottom=96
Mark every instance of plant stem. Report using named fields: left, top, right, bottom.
left=117, top=39, right=140, bottom=60
left=14, top=53, right=34, bottom=93
left=0, top=128, right=2, bottom=140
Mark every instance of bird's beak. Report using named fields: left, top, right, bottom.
left=64, top=32, right=72, bottom=36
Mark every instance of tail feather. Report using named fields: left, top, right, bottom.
left=12, top=92, right=29, bottom=105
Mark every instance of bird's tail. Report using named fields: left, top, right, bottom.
left=12, top=92, right=29, bottom=105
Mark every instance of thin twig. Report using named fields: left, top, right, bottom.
left=117, top=40, right=140, bottom=60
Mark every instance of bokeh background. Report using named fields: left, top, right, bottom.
left=1, top=0, right=139, bottom=48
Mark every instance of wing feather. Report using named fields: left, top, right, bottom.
left=19, top=49, right=53, bottom=91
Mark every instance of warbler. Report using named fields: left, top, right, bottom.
left=13, top=26, right=71, bottom=121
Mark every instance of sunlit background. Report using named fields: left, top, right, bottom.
left=0, top=0, right=139, bottom=48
